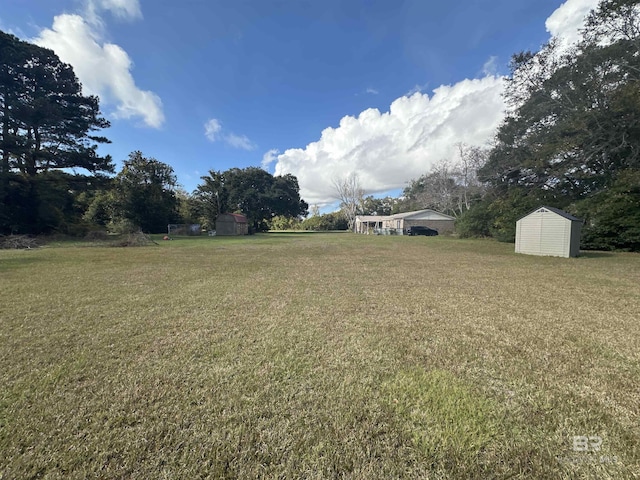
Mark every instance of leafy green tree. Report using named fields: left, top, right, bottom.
left=454, top=190, right=541, bottom=241
left=473, top=0, right=640, bottom=249
left=194, top=170, right=225, bottom=228
left=111, top=151, right=179, bottom=233
left=361, top=196, right=398, bottom=216
left=0, top=30, right=112, bottom=233
left=572, top=169, right=640, bottom=250
left=269, top=215, right=302, bottom=230
left=482, top=0, right=640, bottom=192
left=83, top=187, right=117, bottom=228
left=301, top=212, right=348, bottom=231
left=197, top=167, right=308, bottom=232
left=175, top=188, right=207, bottom=227
left=455, top=200, right=493, bottom=238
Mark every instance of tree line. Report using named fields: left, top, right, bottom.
left=4, top=0, right=639, bottom=248
left=0, top=30, right=307, bottom=236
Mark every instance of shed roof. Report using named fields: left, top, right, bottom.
left=518, top=206, right=582, bottom=222
left=219, top=213, right=248, bottom=223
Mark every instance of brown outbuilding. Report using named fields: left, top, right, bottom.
left=215, top=213, right=249, bottom=236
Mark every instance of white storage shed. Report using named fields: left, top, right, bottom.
left=515, top=206, right=582, bottom=258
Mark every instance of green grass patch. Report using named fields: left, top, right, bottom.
left=382, top=369, right=506, bottom=466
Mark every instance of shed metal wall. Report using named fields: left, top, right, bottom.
left=515, top=212, right=543, bottom=255
left=216, top=219, right=236, bottom=236
left=539, top=213, right=569, bottom=257
left=216, top=214, right=248, bottom=236
left=570, top=221, right=582, bottom=257
left=515, top=208, right=581, bottom=258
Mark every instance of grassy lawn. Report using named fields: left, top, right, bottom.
left=1, top=233, right=638, bottom=479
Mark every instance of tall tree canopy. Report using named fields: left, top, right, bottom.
left=482, top=0, right=640, bottom=195
left=197, top=167, right=308, bottom=232
left=112, top=151, right=179, bottom=233
left=0, top=30, right=112, bottom=233
left=467, top=0, right=640, bottom=249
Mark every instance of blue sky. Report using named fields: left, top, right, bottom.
left=2, top=0, right=598, bottom=206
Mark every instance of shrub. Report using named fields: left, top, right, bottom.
left=455, top=202, right=493, bottom=238
left=301, top=212, right=348, bottom=231
left=84, top=230, right=110, bottom=241
left=572, top=170, right=640, bottom=252
left=107, top=219, right=139, bottom=235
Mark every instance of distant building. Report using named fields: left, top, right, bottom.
left=515, top=206, right=582, bottom=258
left=355, top=209, right=455, bottom=235
left=216, top=213, right=249, bottom=236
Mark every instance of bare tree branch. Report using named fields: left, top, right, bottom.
left=332, top=172, right=364, bottom=232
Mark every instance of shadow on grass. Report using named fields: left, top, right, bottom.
left=0, top=255, right=45, bottom=272
left=265, top=230, right=349, bottom=235
left=578, top=251, right=618, bottom=259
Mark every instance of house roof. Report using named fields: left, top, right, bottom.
left=390, top=209, right=456, bottom=221
left=356, top=209, right=455, bottom=222
left=356, top=215, right=387, bottom=222
left=519, top=206, right=582, bottom=222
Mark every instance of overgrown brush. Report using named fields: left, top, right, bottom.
left=111, top=231, right=158, bottom=247
left=0, top=235, right=39, bottom=249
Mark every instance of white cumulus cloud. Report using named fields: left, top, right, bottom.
left=274, top=76, right=506, bottom=206
left=546, top=0, right=600, bottom=47
left=32, top=10, right=164, bottom=129
left=273, top=0, right=604, bottom=207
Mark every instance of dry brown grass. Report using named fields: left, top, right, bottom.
left=0, top=233, right=638, bottom=478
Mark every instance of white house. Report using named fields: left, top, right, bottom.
left=515, top=206, right=582, bottom=258
left=355, top=209, right=455, bottom=235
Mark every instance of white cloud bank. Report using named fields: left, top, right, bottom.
left=204, top=118, right=256, bottom=151
left=275, top=76, right=505, bottom=206
left=32, top=0, right=164, bottom=129
left=273, top=0, right=602, bottom=206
